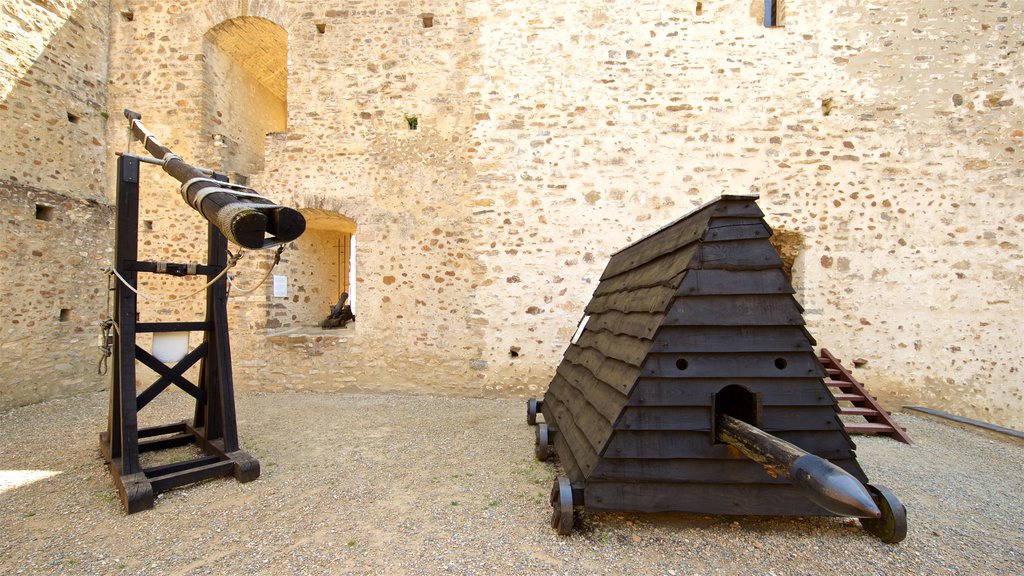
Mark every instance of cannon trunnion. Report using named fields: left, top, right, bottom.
left=527, top=195, right=906, bottom=543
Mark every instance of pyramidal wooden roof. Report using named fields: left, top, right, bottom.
left=542, top=194, right=867, bottom=516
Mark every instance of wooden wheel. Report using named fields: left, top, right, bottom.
left=535, top=423, right=551, bottom=461
left=527, top=398, right=541, bottom=426
left=860, top=484, right=907, bottom=544
left=550, top=476, right=574, bottom=535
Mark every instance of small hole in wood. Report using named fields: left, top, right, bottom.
left=509, top=346, right=521, bottom=358
left=67, top=112, right=80, bottom=123
left=142, top=220, right=153, bottom=230
left=59, top=308, right=71, bottom=322
left=120, top=8, right=134, bottom=21
left=676, top=358, right=689, bottom=371
left=315, top=21, right=326, bottom=34
left=774, top=357, right=788, bottom=370
left=420, top=13, right=434, bottom=28
left=35, top=204, right=54, bottom=221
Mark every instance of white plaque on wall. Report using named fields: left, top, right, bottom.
left=273, top=275, right=287, bottom=298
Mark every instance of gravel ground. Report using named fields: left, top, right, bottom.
left=0, top=390, right=1021, bottom=575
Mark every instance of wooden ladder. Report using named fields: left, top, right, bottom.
left=819, top=348, right=914, bottom=445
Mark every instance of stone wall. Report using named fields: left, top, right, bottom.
left=0, top=0, right=110, bottom=200
left=0, top=181, right=113, bottom=407
left=2, top=0, right=1021, bottom=428
left=0, top=0, right=112, bottom=408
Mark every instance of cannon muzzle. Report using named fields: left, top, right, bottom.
left=124, top=109, right=304, bottom=249
left=716, top=414, right=881, bottom=518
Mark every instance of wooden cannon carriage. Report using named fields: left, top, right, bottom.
left=527, top=195, right=906, bottom=542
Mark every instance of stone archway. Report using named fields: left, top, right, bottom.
left=201, top=16, right=287, bottom=183
left=264, top=209, right=359, bottom=332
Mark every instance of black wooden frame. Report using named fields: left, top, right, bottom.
left=99, top=154, right=259, bottom=514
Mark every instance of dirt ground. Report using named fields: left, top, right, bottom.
left=0, top=390, right=1021, bottom=575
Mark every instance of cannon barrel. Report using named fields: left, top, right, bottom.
left=124, top=109, right=304, bottom=249
left=716, top=414, right=881, bottom=518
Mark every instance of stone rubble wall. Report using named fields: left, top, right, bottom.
left=1, top=0, right=1021, bottom=428
left=0, top=0, right=113, bottom=408
left=0, top=181, right=113, bottom=408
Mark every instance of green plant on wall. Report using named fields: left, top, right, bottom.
left=404, top=115, right=418, bottom=130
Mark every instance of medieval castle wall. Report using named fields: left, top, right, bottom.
left=1, top=0, right=1021, bottom=428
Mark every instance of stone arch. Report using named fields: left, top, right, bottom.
left=201, top=0, right=290, bottom=32
left=267, top=209, right=359, bottom=332
left=201, top=16, right=288, bottom=182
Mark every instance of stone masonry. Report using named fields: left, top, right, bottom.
left=1, top=0, right=1021, bottom=428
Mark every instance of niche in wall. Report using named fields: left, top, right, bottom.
left=274, top=209, right=358, bottom=330
left=202, top=17, right=288, bottom=179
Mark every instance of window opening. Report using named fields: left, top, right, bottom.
left=764, top=0, right=783, bottom=27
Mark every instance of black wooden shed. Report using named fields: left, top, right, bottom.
left=528, top=194, right=905, bottom=541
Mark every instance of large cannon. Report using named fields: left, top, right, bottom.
left=124, top=109, right=304, bottom=249
left=99, top=110, right=305, bottom=513
left=527, top=195, right=907, bottom=543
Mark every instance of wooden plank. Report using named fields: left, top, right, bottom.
left=137, top=422, right=187, bottom=438
left=701, top=221, right=772, bottom=243
left=574, top=330, right=652, bottom=367
left=148, top=460, right=235, bottom=494
left=676, top=269, right=794, bottom=296
left=143, top=455, right=221, bottom=479
left=587, top=283, right=680, bottom=315
left=640, top=352, right=827, bottom=379
left=593, top=244, right=698, bottom=298
left=662, top=294, right=805, bottom=327
left=138, top=433, right=194, bottom=453
left=601, top=208, right=712, bottom=281
left=845, top=423, right=895, bottom=433
left=759, top=406, right=844, bottom=430
left=550, top=430, right=585, bottom=484
left=650, top=326, right=813, bottom=353
left=696, top=239, right=782, bottom=271
left=584, top=309, right=663, bottom=341
left=584, top=481, right=832, bottom=515
left=603, top=430, right=854, bottom=460
left=833, top=393, right=866, bottom=402
left=616, top=405, right=843, bottom=432
left=589, top=456, right=865, bottom=484
left=616, top=406, right=711, bottom=431
left=840, top=407, right=879, bottom=417
left=705, top=216, right=768, bottom=229
left=547, top=372, right=613, bottom=453
left=711, top=197, right=765, bottom=218
left=800, top=326, right=819, bottom=348
left=542, top=389, right=601, bottom=477
left=135, top=321, right=213, bottom=333
left=564, top=346, right=640, bottom=395
left=628, top=378, right=836, bottom=407
left=554, top=361, right=628, bottom=424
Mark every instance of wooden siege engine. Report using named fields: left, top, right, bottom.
left=99, top=111, right=304, bottom=513
left=527, top=194, right=906, bottom=542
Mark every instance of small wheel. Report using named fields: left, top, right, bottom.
left=860, top=484, right=907, bottom=544
left=535, top=423, right=550, bottom=461
left=527, top=398, right=539, bottom=426
left=550, top=476, right=574, bottom=535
